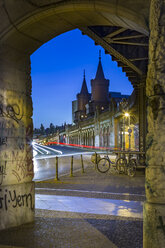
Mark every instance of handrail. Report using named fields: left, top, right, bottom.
left=113, top=151, right=145, bottom=155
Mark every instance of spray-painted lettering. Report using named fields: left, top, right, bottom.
left=0, top=161, right=7, bottom=185
left=0, top=189, right=34, bottom=211
left=0, top=137, right=7, bottom=146
left=0, top=121, right=25, bottom=137
left=0, top=103, right=23, bottom=123
left=157, top=216, right=165, bottom=236
left=11, top=149, right=34, bottom=182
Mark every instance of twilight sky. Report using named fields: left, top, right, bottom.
left=31, top=29, right=133, bottom=129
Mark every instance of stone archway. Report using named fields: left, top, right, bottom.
left=1, top=0, right=165, bottom=247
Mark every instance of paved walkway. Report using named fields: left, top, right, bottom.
left=36, top=165, right=145, bottom=196
left=36, top=193, right=143, bottom=219
left=0, top=166, right=145, bottom=248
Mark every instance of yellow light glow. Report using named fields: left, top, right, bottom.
left=125, top=112, right=129, bottom=117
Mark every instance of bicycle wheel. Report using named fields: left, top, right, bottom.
left=116, top=157, right=127, bottom=174
left=127, top=159, right=136, bottom=177
left=97, top=158, right=110, bottom=173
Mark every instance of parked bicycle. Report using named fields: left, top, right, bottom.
left=97, top=153, right=137, bottom=177
left=115, top=154, right=136, bottom=177
left=97, top=154, right=117, bottom=173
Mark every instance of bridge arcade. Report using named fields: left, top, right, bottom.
left=0, top=0, right=165, bottom=247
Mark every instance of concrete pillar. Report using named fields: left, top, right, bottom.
left=144, top=0, right=165, bottom=247
left=138, top=77, right=147, bottom=152
left=110, top=118, right=115, bottom=148
left=107, top=126, right=110, bottom=147
left=94, top=121, right=100, bottom=147
left=79, top=132, right=81, bottom=145
left=93, top=131, right=94, bottom=146
left=0, top=45, right=34, bottom=230
left=87, top=131, right=89, bottom=146
left=114, top=118, right=119, bottom=149
left=77, top=133, right=79, bottom=145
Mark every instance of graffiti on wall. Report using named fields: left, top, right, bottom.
left=157, top=215, right=165, bottom=236
left=0, top=103, right=23, bottom=123
left=0, top=189, right=34, bottom=211
left=0, top=112, right=34, bottom=183
left=11, top=142, right=34, bottom=183
left=0, top=92, right=33, bottom=184
left=0, top=137, right=7, bottom=146
left=12, top=156, right=33, bottom=183
left=11, top=124, right=34, bottom=182
left=0, top=161, right=7, bottom=185
left=0, top=121, right=25, bottom=138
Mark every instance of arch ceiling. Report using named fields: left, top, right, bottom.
left=0, top=0, right=151, bottom=86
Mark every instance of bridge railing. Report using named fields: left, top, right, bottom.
left=33, top=147, right=145, bottom=182
left=33, top=152, right=104, bottom=182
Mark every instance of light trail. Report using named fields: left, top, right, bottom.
left=33, top=146, right=45, bottom=155
left=32, top=141, right=63, bottom=159
left=47, top=141, right=122, bottom=151
left=34, top=144, right=50, bottom=155
left=33, top=151, right=98, bottom=160
left=33, top=150, right=38, bottom=157
left=40, top=144, right=63, bottom=154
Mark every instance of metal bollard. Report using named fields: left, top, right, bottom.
left=70, top=155, right=73, bottom=177
left=95, top=152, right=97, bottom=170
left=81, top=154, right=85, bottom=174
left=55, top=156, right=59, bottom=181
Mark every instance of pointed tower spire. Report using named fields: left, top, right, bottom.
left=91, top=51, right=109, bottom=104
left=95, top=50, right=105, bottom=80
left=80, top=69, right=89, bottom=94
left=99, top=49, right=101, bottom=61
left=83, top=69, right=85, bottom=79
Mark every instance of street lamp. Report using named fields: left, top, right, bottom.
left=122, top=118, right=125, bottom=150
left=122, top=112, right=130, bottom=150
left=122, top=113, right=126, bottom=151
left=125, top=112, right=129, bottom=117
left=124, top=112, right=132, bottom=150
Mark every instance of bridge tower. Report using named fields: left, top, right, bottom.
left=91, top=51, right=109, bottom=111
left=76, top=70, right=90, bottom=119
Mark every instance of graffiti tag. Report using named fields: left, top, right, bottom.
left=0, top=103, right=23, bottom=123
left=0, top=189, right=34, bottom=211
left=0, top=161, right=7, bottom=185
left=11, top=149, right=34, bottom=182
left=157, top=216, right=165, bottom=236
left=0, top=137, right=7, bottom=146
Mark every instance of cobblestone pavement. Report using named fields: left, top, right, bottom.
left=0, top=166, right=144, bottom=248
left=0, top=211, right=143, bottom=248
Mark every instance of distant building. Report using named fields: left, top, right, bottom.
left=72, top=100, right=78, bottom=123
left=60, top=52, right=139, bottom=150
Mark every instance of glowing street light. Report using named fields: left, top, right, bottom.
left=123, top=112, right=131, bottom=150
left=124, top=112, right=129, bottom=117
left=124, top=112, right=132, bottom=150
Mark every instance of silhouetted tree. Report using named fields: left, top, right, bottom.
left=40, top=123, right=45, bottom=135
left=49, top=123, right=55, bottom=134
left=45, top=128, right=50, bottom=135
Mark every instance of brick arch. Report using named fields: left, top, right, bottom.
left=1, top=0, right=149, bottom=53
left=0, top=2, right=156, bottom=244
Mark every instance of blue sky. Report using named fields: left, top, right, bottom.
left=31, top=29, right=133, bottom=128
